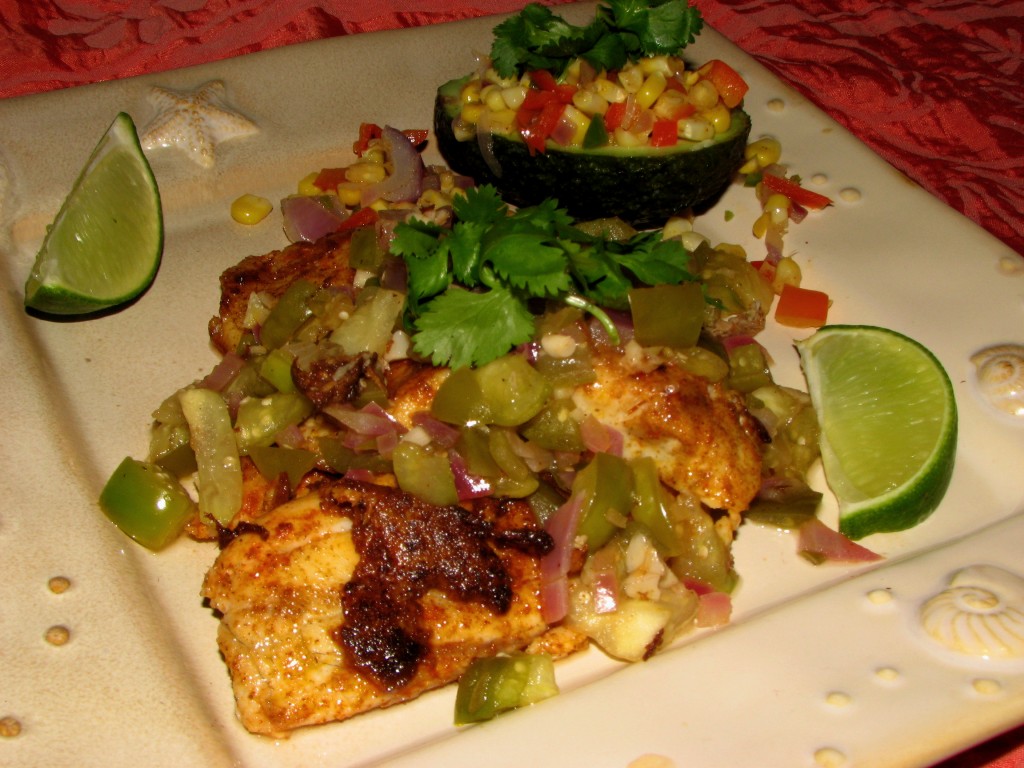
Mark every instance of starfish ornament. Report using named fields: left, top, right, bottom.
left=141, top=80, right=259, bottom=168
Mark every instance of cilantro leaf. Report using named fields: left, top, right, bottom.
left=391, top=184, right=698, bottom=368
left=490, top=0, right=703, bottom=78
left=412, top=286, right=535, bottom=369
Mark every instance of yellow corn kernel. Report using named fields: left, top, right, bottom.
left=764, top=193, right=790, bottom=225
left=613, top=126, right=646, bottom=147
left=661, top=216, right=693, bottom=240
left=460, top=103, right=485, bottom=126
left=772, top=256, right=802, bottom=293
left=560, top=105, right=591, bottom=147
left=595, top=77, right=626, bottom=103
left=460, top=81, right=482, bottom=104
left=635, top=71, right=667, bottom=110
left=752, top=211, right=771, bottom=239
left=688, top=78, right=719, bottom=110
left=678, top=117, right=714, bottom=142
left=482, top=85, right=506, bottom=113
left=231, top=194, right=273, bottom=225
left=744, top=137, right=783, bottom=168
left=485, top=108, right=518, bottom=130
left=297, top=171, right=321, bottom=196
left=452, top=117, right=477, bottom=142
left=618, top=65, right=644, bottom=93
left=703, top=103, right=732, bottom=134
left=639, top=55, right=672, bottom=75
left=739, top=157, right=760, bottom=175
left=362, top=147, right=387, bottom=165
left=345, top=162, right=387, bottom=185
left=417, top=188, right=451, bottom=210
left=502, top=85, right=528, bottom=110
left=337, top=186, right=362, bottom=208
left=572, top=89, right=608, bottom=116
left=652, top=89, right=689, bottom=121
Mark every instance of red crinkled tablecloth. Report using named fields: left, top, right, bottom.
left=1, top=1, right=1022, bottom=765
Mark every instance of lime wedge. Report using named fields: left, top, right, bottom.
left=796, top=325, right=957, bottom=540
left=24, top=112, right=163, bottom=315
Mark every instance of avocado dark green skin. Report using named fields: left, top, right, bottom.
left=434, top=78, right=752, bottom=228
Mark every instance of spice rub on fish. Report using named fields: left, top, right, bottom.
left=209, top=229, right=356, bottom=354
left=202, top=478, right=552, bottom=737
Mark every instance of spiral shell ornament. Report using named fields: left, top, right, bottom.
left=920, top=565, right=1024, bottom=660
left=971, top=344, right=1024, bottom=418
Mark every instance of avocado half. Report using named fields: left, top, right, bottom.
left=434, top=76, right=752, bottom=228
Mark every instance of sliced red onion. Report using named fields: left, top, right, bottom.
left=789, top=199, right=808, bottom=223
left=539, top=492, right=586, bottom=623
left=695, top=591, right=732, bottom=627
left=588, top=546, right=620, bottom=615
left=344, top=468, right=377, bottom=484
left=199, top=352, right=246, bottom=392
left=411, top=412, right=461, bottom=449
left=580, top=415, right=623, bottom=456
left=281, top=194, right=348, bottom=243
left=324, top=402, right=404, bottom=437
left=375, top=429, right=401, bottom=459
left=721, top=334, right=760, bottom=353
left=798, top=517, right=883, bottom=564
left=275, top=423, right=305, bottom=449
left=360, top=125, right=424, bottom=206
left=449, top=449, right=493, bottom=501
left=475, top=111, right=503, bottom=178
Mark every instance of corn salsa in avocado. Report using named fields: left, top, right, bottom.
left=434, top=1, right=752, bottom=226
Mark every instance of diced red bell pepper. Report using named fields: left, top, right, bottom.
left=649, top=119, right=678, bottom=147
left=337, top=205, right=380, bottom=232
left=699, top=60, right=749, bottom=108
left=353, top=122, right=382, bottom=156
left=775, top=284, right=829, bottom=328
left=312, top=167, right=349, bottom=191
left=761, top=172, right=834, bottom=210
left=518, top=99, right=566, bottom=155
left=402, top=129, right=429, bottom=147
left=603, top=101, right=627, bottom=131
left=529, top=70, right=577, bottom=102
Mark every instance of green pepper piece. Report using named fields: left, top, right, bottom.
left=260, top=279, right=316, bottom=349
left=329, top=287, right=405, bottom=357
left=178, top=387, right=243, bottom=525
left=431, top=366, right=492, bottom=425
left=318, top=436, right=393, bottom=474
left=573, top=452, right=633, bottom=550
left=349, top=225, right=384, bottom=271
left=630, top=457, right=682, bottom=557
left=726, top=342, right=774, bottom=393
left=235, top=392, right=315, bottom=451
left=526, top=479, right=567, bottom=525
left=668, top=497, right=737, bottom=593
left=99, top=457, right=195, bottom=550
left=520, top=398, right=584, bottom=452
left=259, top=348, right=297, bottom=393
left=474, top=354, right=550, bottom=427
left=582, top=113, right=608, bottom=150
left=247, top=445, right=318, bottom=489
left=628, top=282, right=704, bottom=349
left=454, top=653, right=558, bottom=725
left=488, top=427, right=539, bottom=498
left=393, top=442, right=459, bottom=506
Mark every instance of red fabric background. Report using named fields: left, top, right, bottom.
left=0, top=1, right=1022, bottom=763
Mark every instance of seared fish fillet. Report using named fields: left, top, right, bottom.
left=573, top=348, right=763, bottom=522
left=202, top=478, right=552, bottom=736
left=209, top=230, right=356, bottom=354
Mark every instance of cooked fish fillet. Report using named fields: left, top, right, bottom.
left=572, top=347, right=764, bottom=522
left=202, top=478, right=552, bottom=737
left=209, top=230, right=356, bottom=354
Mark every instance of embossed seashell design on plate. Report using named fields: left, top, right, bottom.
left=920, top=565, right=1024, bottom=660
left=971, top=344, right=1024, bottom=419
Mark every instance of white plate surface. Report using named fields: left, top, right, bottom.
left=2, top=5, right=1023, bottom=767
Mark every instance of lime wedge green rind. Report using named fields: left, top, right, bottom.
left=796, top=325, right=957, bottom=540
left=24, top=112, right=163, bottom=316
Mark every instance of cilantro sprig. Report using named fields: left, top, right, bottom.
left=490, top=0, right=704, bottom=79
left=390, top=185, right=696, bottom=369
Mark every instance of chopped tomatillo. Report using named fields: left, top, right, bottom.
left=454, top=653, right=558, bottom=725
left=99, top=457, right=195, bottom=551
